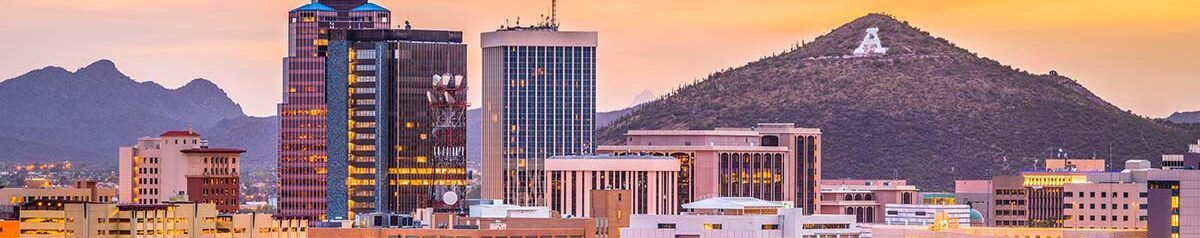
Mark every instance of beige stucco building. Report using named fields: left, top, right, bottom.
left=17, top=201, right=306, bottom=238
left=118, top=130, right=244, bottom=213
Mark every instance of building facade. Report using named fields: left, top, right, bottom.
left=118, top=130, right=243, bottom=213
left=818, top=179, right=920, bottom=224
left=596, top=123, right=822, bottom=214
left=309, top=216, right=597, bottom=238
left=883, top=204, right=974, bottom=227
left=278, top=0, right=392, bottom=220
left=1147, top=160, right=1200, bottom=238
left=1, top=180, right=115, bottom=206
left=322, top=28, right=468, bottom=219
left=543, top=155, right=679, bottom=217
left=621, top=197, right=861, bottom=238
left=17, top=201, right=307, bottom=238
left=954, top=180, right=993, bottom=225
left=481, top=28, right=598, bottom=207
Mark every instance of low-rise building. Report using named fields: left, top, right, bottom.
left=954, top=180, right=993, bottom=225
left=621, top=197, right=861, bottom=238
left=544, top=155, right=679, bottom=217
left=866, top=224, right=1146, bottom=238
left=0, top=179, right=115, bottom=206
left=309, top=216, right=597, bottom=238
left=17, top=200, right=306, bottom=238
left=818, top=179, right=920, bottom=223
left=596, top=123, right=823, bottom=214
left=883, top=204, right=974, bottom=227
left=1063, top=160, right=1150, bottom=230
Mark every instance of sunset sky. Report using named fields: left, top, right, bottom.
left=1, top=0, right=1197, bottom=117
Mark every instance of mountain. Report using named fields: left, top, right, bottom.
left=0, top=60, right=276, bottom=170
left=1167, top=111, right=1200, bottom=124
left=629, top=90, right=657, bottom=107
left=597, top=13, right=1200, bottom=191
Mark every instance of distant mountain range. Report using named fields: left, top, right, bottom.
left=1167, top=111, right=1200, bottom=124
left=597, top=13, right=1200, bottom=191
left=0, top=60, right=276, bottom=170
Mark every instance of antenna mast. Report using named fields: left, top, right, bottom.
left=551, top=0, right=558, bottom=29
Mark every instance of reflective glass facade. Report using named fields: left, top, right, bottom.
left=279, top=0, right=390, bottom=220
left=324, top=30, right=467, bottom=219
left=482, top=30, right=598, bottom=206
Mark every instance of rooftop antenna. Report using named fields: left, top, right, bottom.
left=551, top=0, right=558, bottom=28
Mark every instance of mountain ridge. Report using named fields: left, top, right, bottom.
left=0, top=60, right=271, bottom=170
left=597, top=13, right=1199, bottom=190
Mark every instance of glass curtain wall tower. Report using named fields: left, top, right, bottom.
left=279, top=0, right=390, bottom=220
left=481, top=27, right=598, bottom=206
left=324, top=29, right=468, bottom=219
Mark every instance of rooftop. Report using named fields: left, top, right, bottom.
left=180, top=148, right=245, bottom=154
left=350, top=3, right=388, bottom=12
left=682, top=197, right=785, bottom=210
left=160, top=130, right=201, bottom=137
left=291, top=2, right=336, bottom=12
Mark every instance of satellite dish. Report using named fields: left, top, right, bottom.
left=432, top=75, right=442, bottom=86
left=442, top=74, right=453, bottom=86
left=457, top=75, right=467, bottom=88
left=442, top=191, right=459, bottom=205
left=425, top=91, right=434, bottom=103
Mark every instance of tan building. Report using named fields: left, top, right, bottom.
left=17, top=200, right=306, bottom=238
left=1, top=180, right=115, bottom=206
left=309, top=216, right=596, bottom=238
left=596, top=123, right=822, bottom=214
left=544, top=155, right=679, bottom=217
left=118, top=130, right=244, bottom=212
left=590, top=190, right=630, bottom=238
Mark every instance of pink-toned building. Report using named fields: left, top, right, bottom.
left=818, top=179, right=920, bottom=223
left=277, top=0, right=393, bottom=220
left=596, top=123, right=822, bottom=214
left=118, top=130, right=244, bottom=213
left=544, top=155, right=680, bottom=216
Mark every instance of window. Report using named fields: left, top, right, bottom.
left=703, top=224, right=722, bottom=230
left=761, top=224, right=780, bottom=230
left=656, top=223, right=675, bottom=229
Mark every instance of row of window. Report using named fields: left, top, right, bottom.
left=1064, top=191, right=1132, bottom=198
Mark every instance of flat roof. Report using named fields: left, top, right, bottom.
left=596, top=145, right=789, bottom=152
left=682, top=197, right=785, bottom=210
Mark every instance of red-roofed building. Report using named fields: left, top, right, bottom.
left=119, top=129, right=244, bottom=213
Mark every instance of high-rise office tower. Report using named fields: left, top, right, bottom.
left=324, top=29, right=468, bottom=219
left=278, top=0, right=391, bottom=220
left=481, top=20, right=598, bottom=206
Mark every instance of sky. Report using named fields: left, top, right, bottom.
left=1, top=0, right=1198, bottom=117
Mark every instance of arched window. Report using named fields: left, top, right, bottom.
left=865, top=193, right=874, bottom=201
left=854, top=194, right=863, bottom=201
left=844, top=194, right=853, bottom=201
left=845, top=207, right=854, bottom=215
left=761, top=136, right=779, bottom=146
left=902, top=192, right=913, bottom=204
left=866, top=207, right=875, bottom=223
left=855, top=207, right=866, bottom=222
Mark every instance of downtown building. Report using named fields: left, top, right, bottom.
left=117, top=130, right=244, bottom=213
left=595, top=123, right=823, bottom=214
left=279, top=0, right=469, bottom=220
left=543, top=155, right=680, bottom=217
left=322, top=28, right=468, bottom=220
left=480, top=23, right=598, bottom=206
left=278, top=0, right=392, bottom=220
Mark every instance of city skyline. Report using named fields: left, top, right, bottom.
left=2, top=0, right=1198, bottom=117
